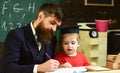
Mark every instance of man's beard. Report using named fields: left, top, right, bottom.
left=35, top=22, right=54, bottom=44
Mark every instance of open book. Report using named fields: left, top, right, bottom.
left=86, top=66, right=111, bottom=71
left=46, top=66, right=87, bottom=73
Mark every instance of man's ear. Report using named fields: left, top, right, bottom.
left=38, top=12, right=44, bottom=21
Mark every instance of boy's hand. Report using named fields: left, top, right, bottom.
left=90, top=62, right=97, bottom=66
left=60, top=62, right=72, bottom=68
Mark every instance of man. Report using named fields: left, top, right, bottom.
left=1, top=2, right=64, bottom=73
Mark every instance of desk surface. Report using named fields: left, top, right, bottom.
left=46, top=66, right=120, bottom=73
left=85, top=70, right=120, bottom=73
left=46, top=67, right=87, bottom=73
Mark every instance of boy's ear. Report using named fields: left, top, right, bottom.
left=77, top=44, right=80, bottom=47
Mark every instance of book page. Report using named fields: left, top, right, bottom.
left=46, top=67, right=87, bottom=73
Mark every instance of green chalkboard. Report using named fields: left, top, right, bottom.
left=0, top=0, right=60, bottom=42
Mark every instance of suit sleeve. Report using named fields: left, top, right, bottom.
left=1, top=30, right=34, bottom=73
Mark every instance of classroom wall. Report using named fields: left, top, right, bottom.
left=61, top=0, right=120, bottom=29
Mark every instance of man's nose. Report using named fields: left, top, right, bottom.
left=52, top=26, right=57, bottom=32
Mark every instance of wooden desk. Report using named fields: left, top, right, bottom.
left=85, top=70, right=120, bottom=73
left=46, top=66, right=120, bottom=73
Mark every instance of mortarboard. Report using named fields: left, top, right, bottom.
left=60, top=26, right=79, bottom=34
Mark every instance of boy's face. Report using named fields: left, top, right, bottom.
left=62, top=34, right=80, bottom=56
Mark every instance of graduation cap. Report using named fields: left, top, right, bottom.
left=60, top=26, right=79, bottom=34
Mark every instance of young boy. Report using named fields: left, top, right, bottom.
left=55, top=26, right=95, bottom=68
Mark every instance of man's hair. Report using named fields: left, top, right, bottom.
left=39, top=2, right=64, bottom=21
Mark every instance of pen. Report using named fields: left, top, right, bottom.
left=45, top=53, right=51, bottom=59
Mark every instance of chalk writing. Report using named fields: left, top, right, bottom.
left=1, top=0, right=36, bottom=31
left=2, top=0, right=35, bottom=14
left=13, top=3, right=23, bottom=13
left=22, top=13, right=26, bottom=20
left=2, top=0, right=10, bottom=15
left=28, top=3, right=35, bottom=13
left=0, top=0, right=37, bottom=42
left=1, top=22, right=7, bottom=31
left=1, top=21, right=23, bottom=31
left=9, top=13, right=12, bottom=18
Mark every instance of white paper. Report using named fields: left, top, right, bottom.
left=46, top=67, right=87, bottom=73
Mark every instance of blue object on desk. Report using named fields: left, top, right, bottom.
left=73, top=70, right=85, bottom=73
left=73, top=71, right=77, bottom=73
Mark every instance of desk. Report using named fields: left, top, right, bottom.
left=46, top=66, right=120, bottom=73
left=46, top=67, right=87, bottom=73
left=85, top=70, right=120, bottom=73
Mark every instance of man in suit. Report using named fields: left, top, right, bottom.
left=1, top=2, right=64, bottom=73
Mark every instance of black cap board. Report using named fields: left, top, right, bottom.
left=60, top=26, right=79, bottom=34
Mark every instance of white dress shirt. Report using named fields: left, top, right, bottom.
left=30, top=22, right=42, bottom=73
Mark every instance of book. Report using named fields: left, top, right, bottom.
left=46, top=67, right=87, bottom=73
left=86, top=66, right=111, bottom=71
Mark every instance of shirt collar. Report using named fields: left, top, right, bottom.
left=30, top=22, right=36, bottom=35
left=30, top=22, right=42, bottom=50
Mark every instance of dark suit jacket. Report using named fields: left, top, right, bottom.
left=1, top=24, right=57, bottom=73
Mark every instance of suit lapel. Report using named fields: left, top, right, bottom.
left=45, top=36, right=57, bottom=60
left=45, top=44, right=54, bottom=60
left=23, top=24, right=57, bottom=62
left=24, top=24, right=38, bottom=63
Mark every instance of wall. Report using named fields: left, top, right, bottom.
left=0, top=43, right=3, bottom=69
left=61, top=0, right=120, bottom=29
left=60, top=0, right=120, bottom=56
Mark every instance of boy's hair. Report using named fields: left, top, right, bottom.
left=59, top=33, right=80, bottom=47
left=59, top=26, right=80, bottom=47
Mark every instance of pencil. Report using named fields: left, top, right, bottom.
left=45, top=53, right=51, bottom=59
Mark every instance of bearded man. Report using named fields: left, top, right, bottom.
left=1, top=3, right=64, bottom=73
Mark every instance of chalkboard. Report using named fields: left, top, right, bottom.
left=0, top=0, right=60, bottom=42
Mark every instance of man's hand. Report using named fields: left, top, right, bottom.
left=37, top=59, right=60, bottom=73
